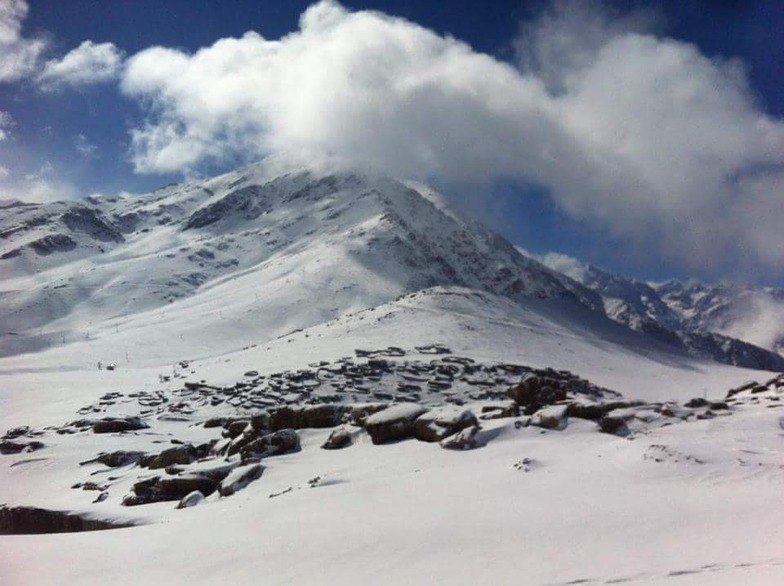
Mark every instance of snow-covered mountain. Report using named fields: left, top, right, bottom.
left=3, top=162, right=784, bottom=585
left=537, top=252, right=784, bottom=369
left=0, top=162, right=606, bottom=362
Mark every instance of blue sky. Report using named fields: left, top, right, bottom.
left=1, top=0, right=783, bottom=285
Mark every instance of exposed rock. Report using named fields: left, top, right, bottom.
left=250, top=412, right=271, bottom=432
left=413, top=408, right=478, bottom=442
left=219, top=463, right=264, bottom=496
left=530, top=405, right=569, bottom=430
left=479, top=401, right=519, bottom=420
left=321, top=427, right=353, bottom=450
left=124, top=474, right=218, bottom=506
left=505, top=374, right=567, bottom=415
left=165, top=459, right=238, bottom=481
left=81, top=450, right=147, bottom=467
left=0, top=440, right=44, bottom=455
left=0, top=506, right=133, bottom=534
left=268, top=405, right=346, bottom=430
left=61, top=206, right=124, bottom=242
left=203, top=417, right=228, bottom=429
left=158, top=475, right=218, bottom=499
left=225, top=420, right=250, bottom=438
left=344, top=403, right=389, bottom=427
left=599, top=411, right=631, bottom=436
left=440, top=425, right=481, bottom=450
left=143, top=444, right=198, bottom=469
left=364, top=403, right=429, bottom=444
left=92, top=417, right=148, bottom=434
left=29, top=234, right=77, bottom=255
left=2, top=426, right=31, bottom=439
left=684, top=397, right=709, bottom=408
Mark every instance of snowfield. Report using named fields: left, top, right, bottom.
left=1, top=163, right=783, bottom=585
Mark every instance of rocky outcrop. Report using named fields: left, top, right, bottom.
left=123, top=475, right=219, bottom=506
left=268, top=405, right=346, bottom=431
left=81, top=450, right=147, bottom=467
left=0, top=506, right=133, bottom=534
left=143, top=444, right=198, bottom=469
left=0, top=440, right=44, bottom=454
left=92, top=417, right=148, bottom=434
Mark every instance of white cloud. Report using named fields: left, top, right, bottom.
left=0, top=164, right=8, bottom=179
left=119, top=0, right=784, bottom=276
left=38, top=40, right=123, bottom=89
left=0, top=0, right=46, bottom=82
left=0, top=177, right=79, bottom=203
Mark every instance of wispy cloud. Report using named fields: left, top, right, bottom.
left=0, top=110, right=13, bottom=141
left=38, top=40, right=124, bottom=90
left=73, top=133, right=99, bottom=159
left=0, top=177, right=80, bottom=203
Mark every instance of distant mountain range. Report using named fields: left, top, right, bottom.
left=535, top=252, right=784, bottom=369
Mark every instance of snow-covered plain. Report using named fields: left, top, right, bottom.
left=1, top=164, right=783, bottom=585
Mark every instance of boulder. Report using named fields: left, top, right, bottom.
left=684, top=397, right=709, bottom=408
left=124, top=474, right=218, bottom=506
left=225, top=420, right=250, bottom=439
left=268, top=405, right=346, bottom=430
left=203, top=417, right=227, bottom=429
left=0, top=440, right=44, bottom=455
left=85, top=450, right=146, bottom=467
left=250, top=412, right=271, bottom=432
left=92, top=417, right=148, bottom=434
left=530, top=405, right=569, bottom=430
left=158, top=475, right=218, bottom=499
left=413, top=408, right=478, bottom=442
left=364, top=404, right=429, bottom=444
left=176, top=490, right=205, bottom=509
left=2, top=426, right=31, bottom=440
left=165, top=459, right=238, bottom=481
left=599, top=411, right=631, bottom=436
left=239, top=429, right=300, bottom=459
left=344, top=403, right=389, bottom=427
left=440, top=426, right=481, bottom=450
left=219, top=463, right=264, bottom=496
left=479, top=401, right=519, bottom=420
left=143, top=444, right=198, bottom=469
left=505, top=374, right=567, bottom=415
left=321, top=427, right=353, bottom=450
